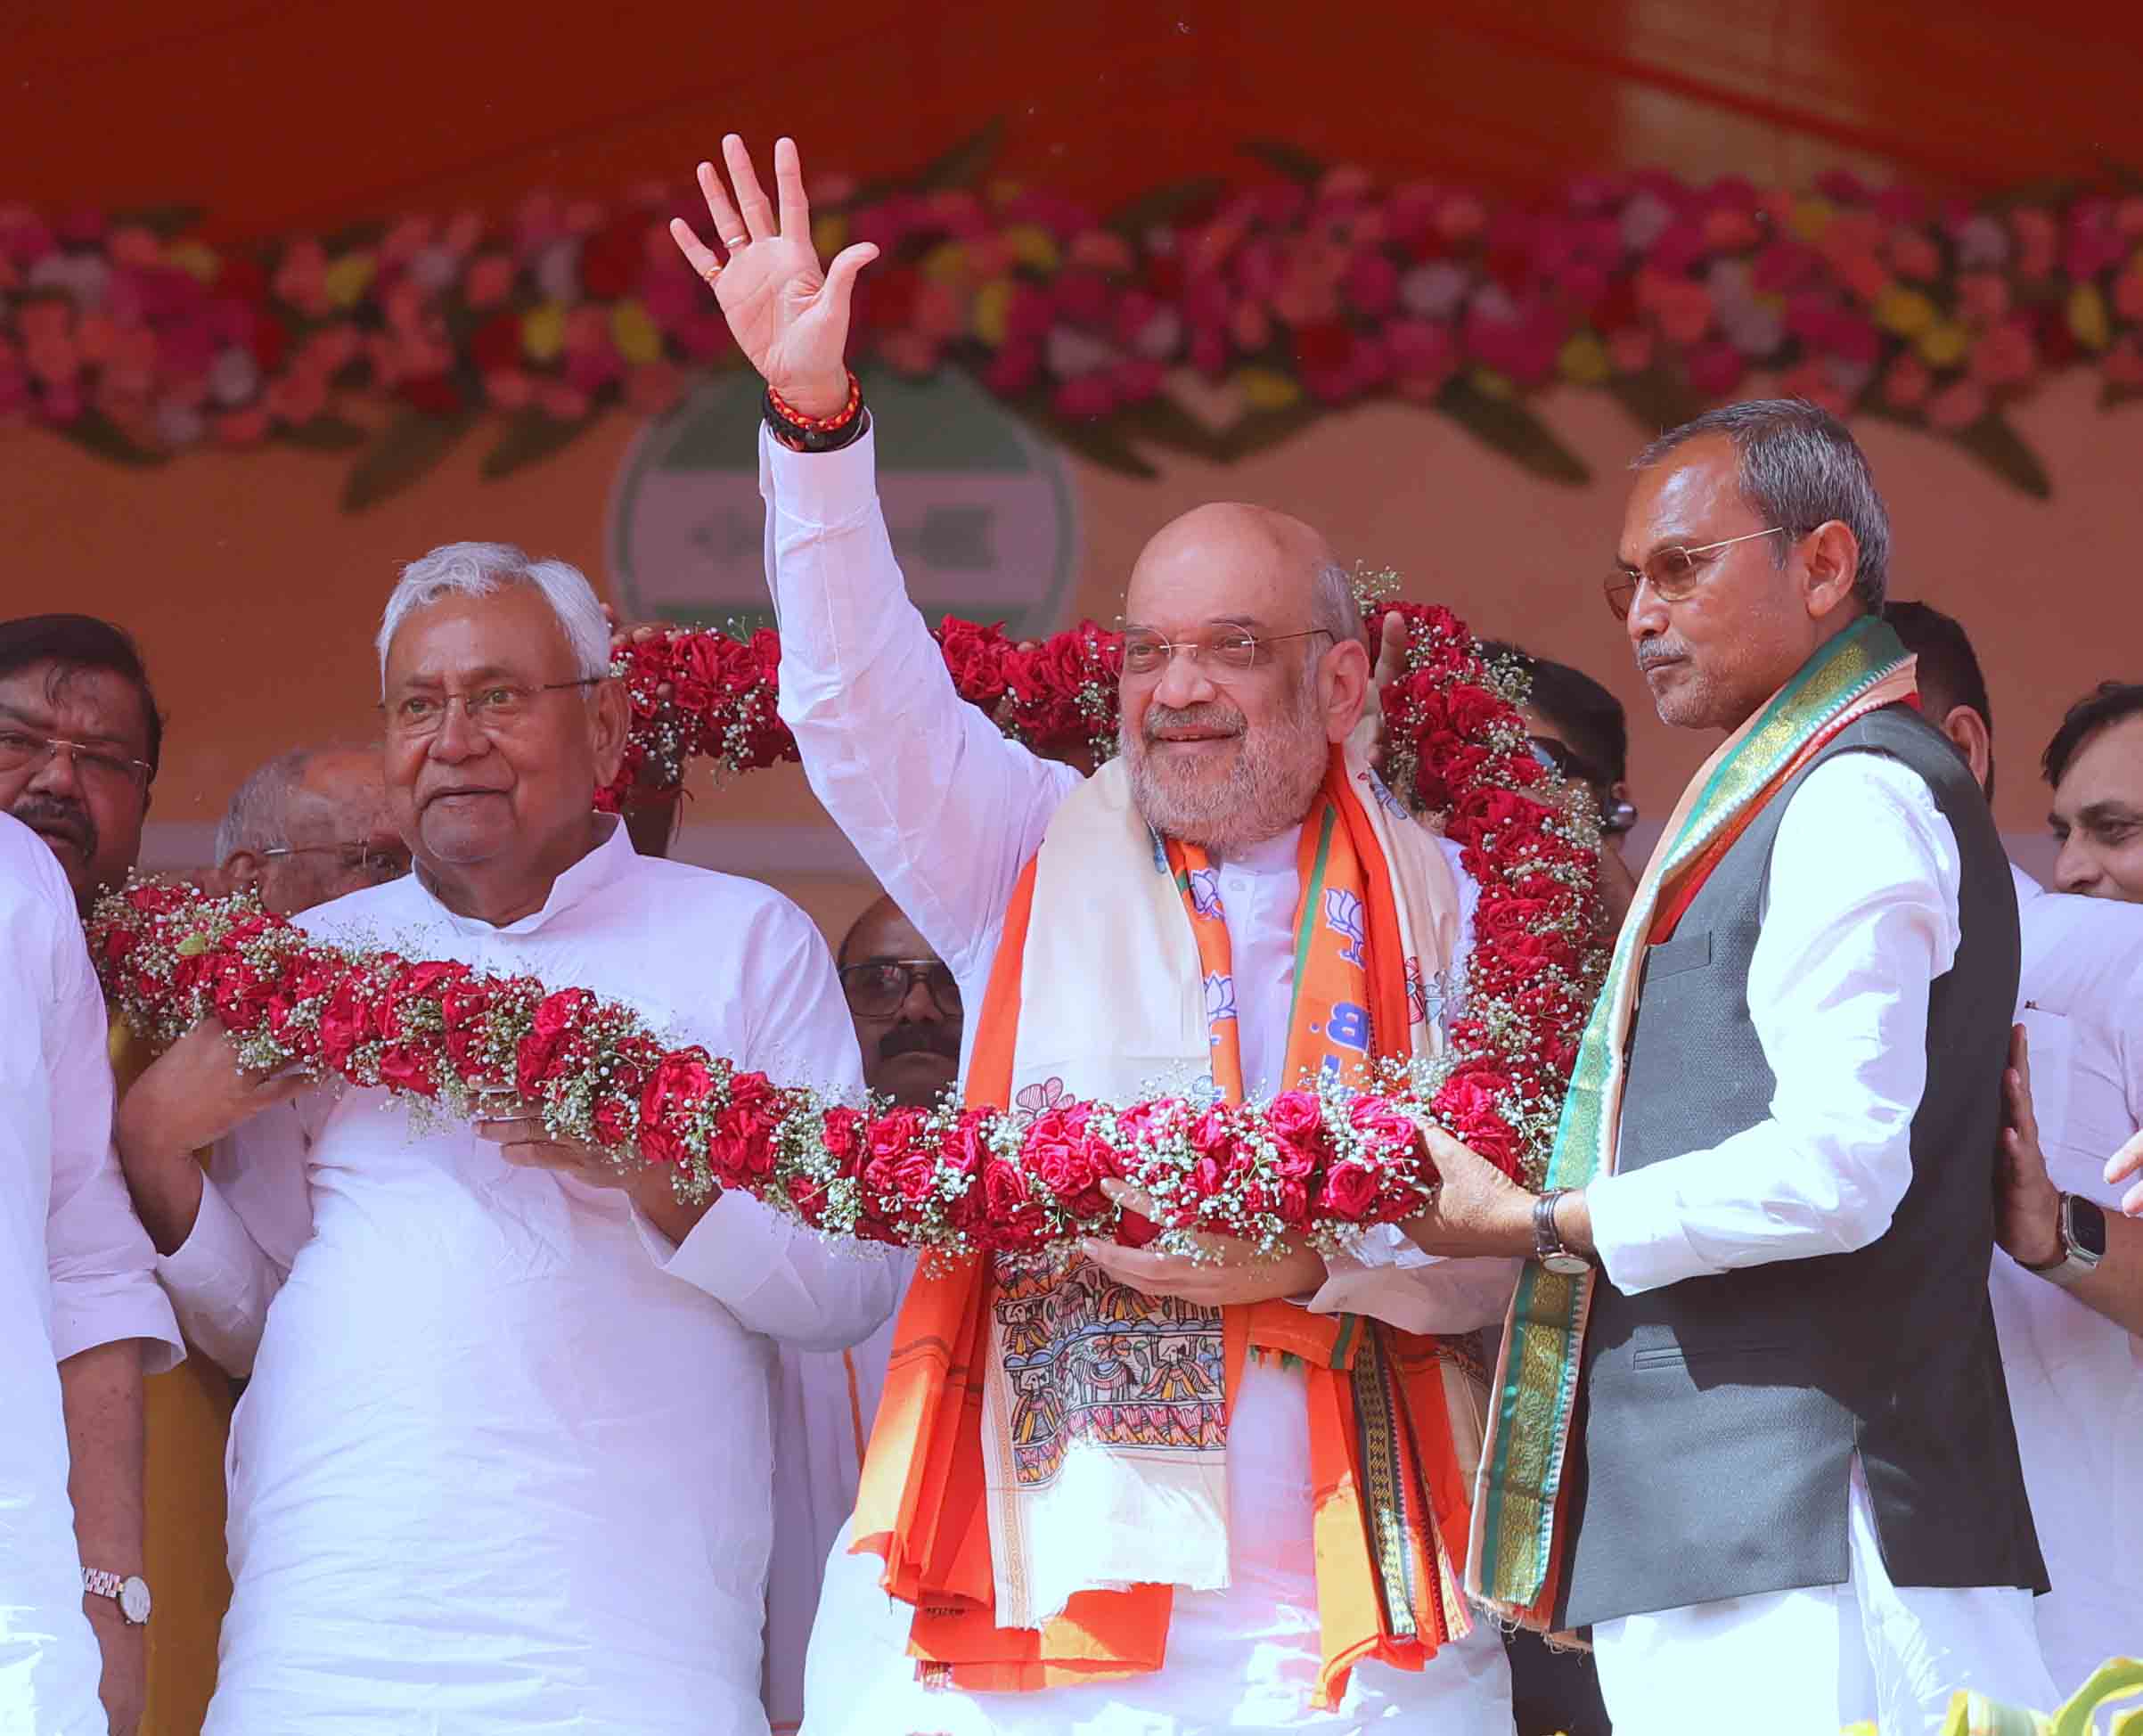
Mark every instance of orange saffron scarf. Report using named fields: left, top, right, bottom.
left=851, top=751, right=1476, bottom=1710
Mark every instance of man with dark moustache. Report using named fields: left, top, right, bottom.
left=0, top=614, right=187, bottom=1735
left=838, top=893, right=963, bottom=1107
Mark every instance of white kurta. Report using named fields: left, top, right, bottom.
left=2, top=813, right=180, bottom=1736
left=765, top=1306, right=904, bottom=1734
left=1583, top=754, right=2056, bottom=1734
left=1999, top=865, right=2143, bottom=1694
left=156, top=821, right=903, bottom=1735
left=762, top=423, right=1516, bottom=1733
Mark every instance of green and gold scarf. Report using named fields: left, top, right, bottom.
left=1467, top=616, right=1920, bottom=1625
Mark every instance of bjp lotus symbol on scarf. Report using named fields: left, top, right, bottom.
left=1322, top=887, right=1367, bottom=967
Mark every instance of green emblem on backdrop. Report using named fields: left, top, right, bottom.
left=608, top=365, right=1080, bottom=637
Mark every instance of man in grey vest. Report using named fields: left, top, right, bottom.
left=1403, top=401, right=2054, bottom=1733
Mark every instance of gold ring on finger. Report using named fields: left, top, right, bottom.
left=699, top=263, right=723, bottom=285
left=723, top=234, right=749, bottom=250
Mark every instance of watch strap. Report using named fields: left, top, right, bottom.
left=2024, top=1192, right=2104, bottom=1290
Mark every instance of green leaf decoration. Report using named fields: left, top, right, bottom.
left=1239, top=140, right=1328, bottom=185
left=1104, top=176, right=1228, bottom=238
left=480, top=406, right=599, bottom=480
left=1605, top=365, right=1704, bottom=441
left=50, top=410, right=169, bottom=468
left=276, top=414, right=371, bottom=452
left=1946, top=412, right=2052, bottom=498
left=340, top=408, right=477, bottom=512
left=110, top=203, right=204, bottom=238
left=1431, top=375, right=1591, bottom=486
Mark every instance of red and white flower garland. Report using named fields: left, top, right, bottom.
left=91, top=599, right=1602, bottom=1259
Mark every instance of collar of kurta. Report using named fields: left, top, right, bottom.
left=406, top=814, right=634, bottom=938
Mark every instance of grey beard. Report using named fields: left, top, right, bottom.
left=1121, top=684, right=1328, bottom=854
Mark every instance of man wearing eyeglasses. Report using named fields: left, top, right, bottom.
left=210, top=744, right=411, bottom=914
left=112, top=543, right=900, bottom=1735
left=838, top=896, right=963, bottom=1109
left=1401, top=402, right=2055, bottom=1732
left=0, top=614, right=187, bottom=1736
left=680, top=135, right=1516, bottom=1734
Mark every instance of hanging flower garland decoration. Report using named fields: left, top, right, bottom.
left=89, top=599, right=1602, bottom=1259
left=9, top=145, right=2139, bottom=504
left=599, top=614, right=1124, bottom=809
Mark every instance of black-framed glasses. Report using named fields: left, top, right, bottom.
left=839, top=958, right=962, bottom=1019
left=0, top=727, right=153, bottom=792
left=380, top=677, right=605, bottom=740
left=259, top=842, right=411, bottom=883
left=1604, top=526, right=1789, bottom=621
left=1119, top=626, right=1332, bottom=676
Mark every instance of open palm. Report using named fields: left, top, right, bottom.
left=669, top=135, right=878, bottom=419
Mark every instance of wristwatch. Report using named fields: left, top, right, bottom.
left=82, top=1568, right=151, bottom=1625
left=1534, top=1188, right=1592, bottom=1277
left=2022, top=1191, right=2106, bottom=1290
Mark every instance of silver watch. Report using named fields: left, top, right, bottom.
left=2023, top=1192, right=2107, bottom=1290
left=82, top=1568, right=151, bottom=1625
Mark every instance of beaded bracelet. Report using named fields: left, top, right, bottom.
left=765, top=371, right=864, bottom=452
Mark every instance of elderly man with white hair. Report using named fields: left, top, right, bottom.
left=118, top=542, right=899, bottom=1735
left=210, top=743, right=410, bottom=913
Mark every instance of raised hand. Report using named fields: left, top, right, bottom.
left=669, top=135, right=879, bottom=420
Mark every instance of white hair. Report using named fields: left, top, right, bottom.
left=375, top=541, right=610, bottom=691
left=214, top=747, right=313, bottom=862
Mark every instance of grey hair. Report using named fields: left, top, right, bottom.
left=214, top=747, right=315, bottom=862
left=1310, top=561, right=1364, bottom=647
left=1632, top=398, right=1892, bottom=610
left=375, top=541, right=610, bottom=690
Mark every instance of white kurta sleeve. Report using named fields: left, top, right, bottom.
left=645, top=890, right=903, bottom=1350
left=153, top=1094, right=315, bottom=1378
left=761, top=421, right=1081, bottom=975
left=1309, top=1232, right=1521, bottom=1334
left=44, top=896, right=182, bottom=1373
left=1588, top=753, right=1962, bottom=1296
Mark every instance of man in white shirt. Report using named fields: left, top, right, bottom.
left=111, top=543, right=901, bottom=1735
left=675, top=135, right=1516, bottom=1735
left=1408, top=403, right=2055, bottom=1732
left=0, top=814, right=183, bottom=1736
left=2044, top=681, right=2143, bottom=902
left=1886, top=599, right=2143, bottom=1692
left=2, top=618, right=190, bottom=1736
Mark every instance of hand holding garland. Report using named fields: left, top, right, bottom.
left=88, top=595, right=1603, bottom=1265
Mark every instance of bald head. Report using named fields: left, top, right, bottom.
left=218, top=744, right=408, bottom=914
left=1126, top=504, right=1358, bottom=643
left=838, top=894, right=961, bottom=1108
